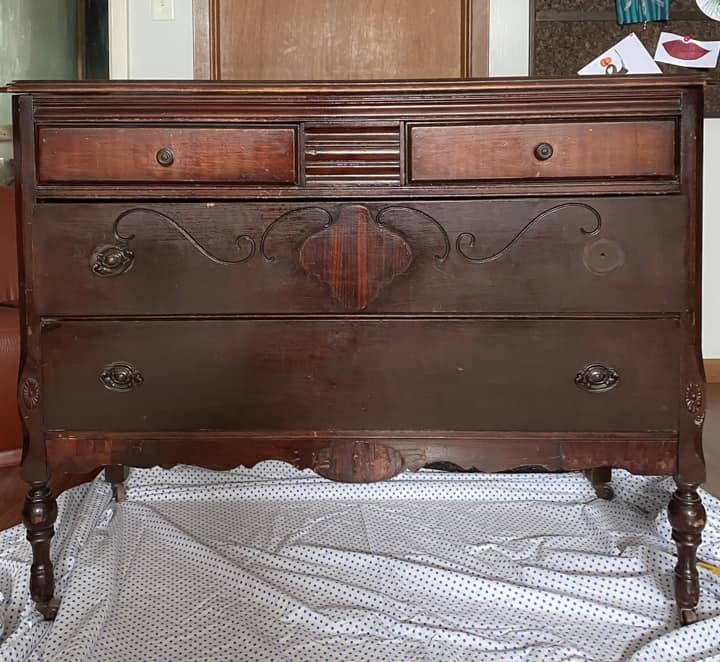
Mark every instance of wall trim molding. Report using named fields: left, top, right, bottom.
left=462, top=1, right=490, bottom=78
left=0, top=449, right=22, bottom=469
left=488, top=0, right=530, bottom=76
left=191, top=0, right=219, bottom=80
left=108, top=0, right=129, bottom=79
left=192, top=0, right=210, bottom=79
left=705, top=360, right=720, bottom=383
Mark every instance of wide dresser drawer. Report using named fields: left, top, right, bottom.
left=32, top=196, right=687, bottom=315
left=41, top=318, right=680, bottom=433
left=37, top=126, right=298, bottom=184
left=408, top=120, right=676, bottom=183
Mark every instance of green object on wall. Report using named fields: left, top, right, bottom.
left=616, top=0, right=670, bottom=25
left=0, top=0, right=77, bottom=126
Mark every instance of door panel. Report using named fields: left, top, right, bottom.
left=199, top=0, right=488, bottom=80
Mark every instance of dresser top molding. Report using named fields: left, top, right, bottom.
left=0, top=75, right=706, bottom=95
left=2, top=76, right=701, bottom=124
left=7, top=76, right=703, bottom=200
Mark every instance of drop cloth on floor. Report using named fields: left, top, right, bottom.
left=0, top=463, right=719, bottom=662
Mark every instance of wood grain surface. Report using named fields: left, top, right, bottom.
left=409, top=121, right=676, bottom=182
left=215, top=0, right=468, bottom=80
left=40, top=318, right=680, bottom=433
left=37, top=126, right=297, bottom=184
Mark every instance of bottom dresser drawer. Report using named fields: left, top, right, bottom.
left=41, top=319, right=680, bottom=433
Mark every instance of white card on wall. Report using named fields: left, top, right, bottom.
left=654, top=32, right=720, bottom=68
left=578, top=33, right=661, bottom=76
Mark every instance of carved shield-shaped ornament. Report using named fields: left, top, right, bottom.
left=299, top=205, right=413, bottom=310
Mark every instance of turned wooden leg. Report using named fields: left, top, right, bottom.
left=668, top=485, right=706, bottom=625
left=105, top=465, right=129, bottom=503
left=584, top=467, right=613, bottom=500
left=22, top=482, right=60, bottom=620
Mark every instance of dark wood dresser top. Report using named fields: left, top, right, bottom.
left=2, top=75, right=706, bottom=93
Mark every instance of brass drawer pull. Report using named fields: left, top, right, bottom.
left=575, top=364, right=619, bottom=393
left=100, top=362, right=144, bottom=392
left=534, top=142, right=554, bottom=161
left=156, top=147, right=174, bottom=167
left=91, top=245, right=135, bottom=277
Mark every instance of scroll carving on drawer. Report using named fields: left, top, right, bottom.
left=37, top=126, right=297, bottom=184
left=32, top=196, right=687, bottom=315
left=90, top=207, right=257, bottom=277
left=408, top=120, right=677, bottom=183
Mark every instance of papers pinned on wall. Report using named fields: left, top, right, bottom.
left=654, top=32, right=720, bottom=68
left=578, top=33, right=661, bottom=75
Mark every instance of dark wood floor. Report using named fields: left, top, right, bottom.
left=1, top=386, right=719, bottom=531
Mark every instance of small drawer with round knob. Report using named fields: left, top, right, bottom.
left=408, top=120, right=676, bottom=184
left=37, top=125, right=298, bottom=185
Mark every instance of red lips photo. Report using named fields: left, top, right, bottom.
left=662, top=39, right=711, bottom=60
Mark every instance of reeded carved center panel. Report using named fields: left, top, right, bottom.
left=299, top=205, right=413, bottom=310
left=303, top=123, right=401, bottom=186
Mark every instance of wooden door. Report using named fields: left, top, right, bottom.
left=194, top=0, right=489, bottom=80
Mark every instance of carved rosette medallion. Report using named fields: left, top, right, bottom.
left=299, top=205, right=413, bottom=310
left=21, top=377, right=40, bottom=411
left=685, top=383, right=705, bottom=427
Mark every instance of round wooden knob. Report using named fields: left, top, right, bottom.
left=534, top=142, right=554, bottom=161
left=156, top=147, right=174, bottom=167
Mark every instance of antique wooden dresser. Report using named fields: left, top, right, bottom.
left=4, top=78, right=707, bottom=624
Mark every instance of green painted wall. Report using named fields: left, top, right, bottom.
left=0, top=0, right=77, bottom=126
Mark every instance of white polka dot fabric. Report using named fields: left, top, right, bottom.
left=0, top=464, right=719, bottom=661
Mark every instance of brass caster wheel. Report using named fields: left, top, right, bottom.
left=112, top=483, right=127, bottom=503
left=680, top=608, right=699, bottom=626
left=594, top=484, right=614, bottom=501
left=37, top=597, right=60, bottom=620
